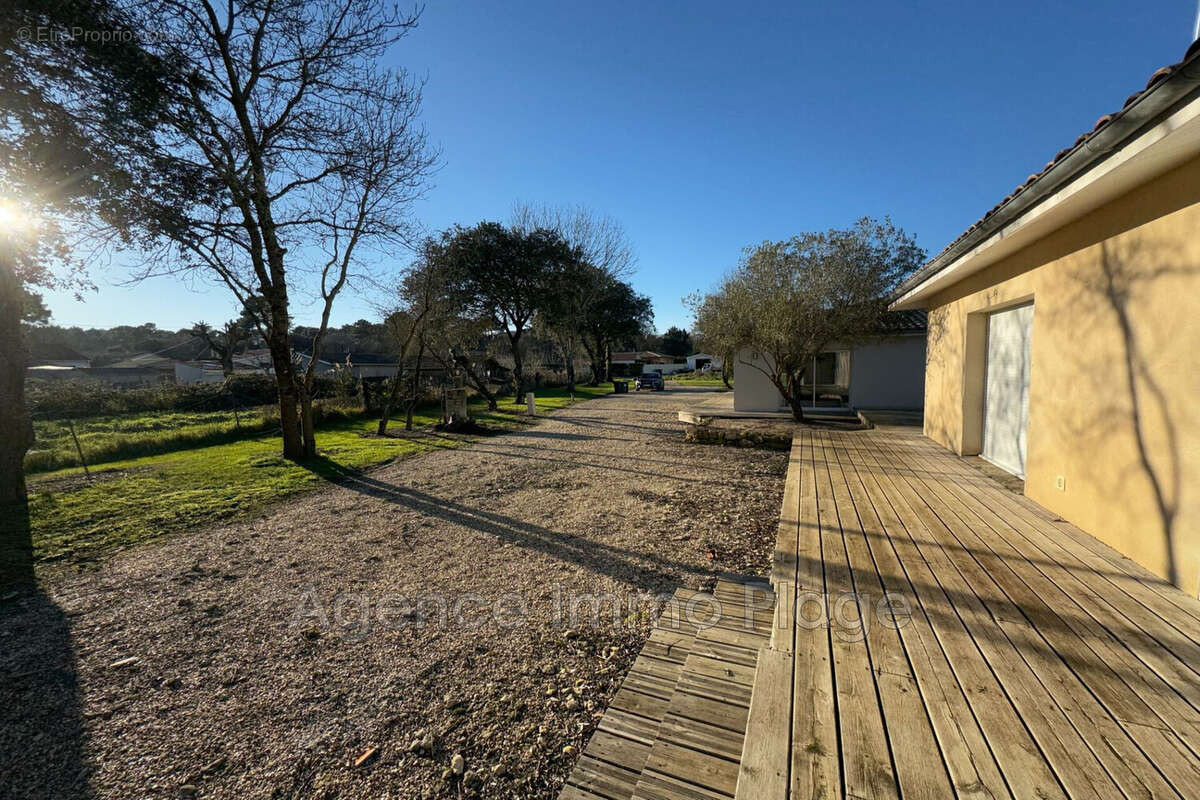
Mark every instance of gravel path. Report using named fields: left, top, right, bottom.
left=1, top=388, right=787, bottom=799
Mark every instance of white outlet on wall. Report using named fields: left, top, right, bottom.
left=1055, top=475, right=1066, bottom=491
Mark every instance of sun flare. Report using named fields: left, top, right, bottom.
left=0, top=199, right=38, bottom=237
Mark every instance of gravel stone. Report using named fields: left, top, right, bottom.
left=1, top=388, right=785, bottom=798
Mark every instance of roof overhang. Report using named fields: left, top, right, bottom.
left=893, top=59, right=1200, bottom=310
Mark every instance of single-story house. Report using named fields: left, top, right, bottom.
left=109, top=354, right=226, bottom=384
left=892, top=41, right=1200, bottom=596
left=733, top=310, right=927, bottom=413
left=610, top=350, right=689, bottom=377
left=686, top=353, right=724, bottom=371
left=27, top=343, right=91, bottom=369
left=610, top=350, right=674, bottom=366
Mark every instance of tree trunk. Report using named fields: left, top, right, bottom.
left=377, top=366, right=404, bottom=436
left=299, top=390, right=316, bottom=458
left=453, top=354, right=497, bottom=410
left=565, top=358, right=575, bottom=394
left=0, top=259, right=35, bottom=587
left=721, top=356, right=732, bottom=389
left=786, top=373, right=807, bottom=423
left=581, top=338, right=601, bottom=387
left=510, top=334, right=524, bottom=404
left=404, top=343, right=424, bottom=431
left=263, top=301, right=304, bottom=460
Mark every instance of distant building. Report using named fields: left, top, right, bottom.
left=686, top=353, right=724, bottom=371
left=27, top=343, right=91, bottom=369
left=734, top=310, right=927, bottom=412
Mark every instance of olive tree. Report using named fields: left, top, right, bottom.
left=692, top=218, right=923, bottom=421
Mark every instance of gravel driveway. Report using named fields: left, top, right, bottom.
left=1, top=387, right=786, bottom=799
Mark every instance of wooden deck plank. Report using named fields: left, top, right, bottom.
left=568, top=755, right=642, bottom=800
left=610, top=688, right=671, bottom=722
left=665, top=690, right=749, bottom=734
left=656, top=712, right=746, bottom=762
left=825, top=433, right=968, bottom=800
left=641, top=740, right=739, bottom=797
left=862, top=432, right=1123, bottom=799
left=735, top=646, right=791, bottom=799
left=814, top=430, right=900, bottom=799
left=847, top=432, right=1070, bottom=800
left=632, top=770, right=733, bottom=800
left=772, top=437, right=805, bottom=643
left=599, top=707, right=663, bottom=747
left=873, top=432, right=1200, bottom=798
left=790, top=429, right=840, bottom=800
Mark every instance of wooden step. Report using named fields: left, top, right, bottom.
left=734, top=646, right=792, bottom=799
left=630, top=577, right=773, bottom=800
left=558, top=589, right=699, bottom=800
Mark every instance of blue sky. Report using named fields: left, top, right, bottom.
left=41, top=0, right=1198, bottom=333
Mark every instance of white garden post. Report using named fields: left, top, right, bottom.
left=526, top=392, right=536, bottom=415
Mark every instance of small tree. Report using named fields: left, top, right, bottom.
left=378, top=246, right=450, bottom=434
left=660, top=326, right=692, bottom=358
left=580, top=277, right=654, bottom=385
left=435, top=222, right=576, bottom=401
left=192, top=313, right=253, bottom=376
left=512, top=204, right=636, bottom=394
left=692, top=218, right=923, bottom=421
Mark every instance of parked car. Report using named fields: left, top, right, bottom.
left=635, top=372, right=665, bottom=391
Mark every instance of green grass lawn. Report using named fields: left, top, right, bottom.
left=665, top=373, right=730, bottom=388
left=28, top=407, right=284, bottom=473
left=27, top=384, right=613, bottom=565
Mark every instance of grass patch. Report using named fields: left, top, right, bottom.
left=28, top=407, right=285, bottom=473
left=27, top=384, right=613, bottom=565
left=666, top=373, right=730, bottom=388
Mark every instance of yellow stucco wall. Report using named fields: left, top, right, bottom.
left=923, top=153, right=1200, bottom=597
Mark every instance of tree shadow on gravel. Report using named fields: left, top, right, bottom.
left=0, top=502, right=91, bottom=798
left=303, top=457, right=723, bottom=591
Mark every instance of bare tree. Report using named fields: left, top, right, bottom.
left=692, top=218, right=923, bottom=421
left=511, top=203, right=636, bottom=279
left=192, top=316, right=251, bottom=376
left=378, top=246, right=446, bottom=434
left=511, top=204, right=639, bottom=392
left=138, top=0, right=436, bottom=459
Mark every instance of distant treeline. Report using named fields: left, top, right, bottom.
left=23, top=319, right=396, bottom=367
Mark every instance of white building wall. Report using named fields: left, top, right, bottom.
left=686, top=353, right=724, bottom=371
left=733, top=349, right=787, bottom=412
left=641, top=362, right=690, bottom=376
left=848, top=335, right=926, bottom=409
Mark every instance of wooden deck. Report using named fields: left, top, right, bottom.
left=743, top=426, right=1200, bottom=799
left=563, top=426, right=1200, bottom=800
left=561, top=579, right=774, bottom=800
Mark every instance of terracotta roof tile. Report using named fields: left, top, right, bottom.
left=1146, top=66, right=1174, bottom=89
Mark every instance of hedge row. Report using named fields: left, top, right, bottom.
left=25, top=374, right=354, bottom=419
